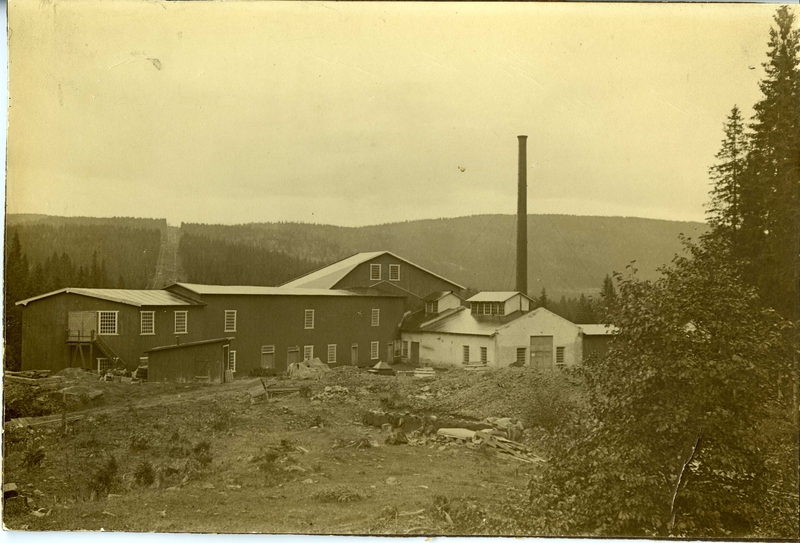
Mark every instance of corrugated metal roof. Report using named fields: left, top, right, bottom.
left=174, top=283, right=365, bottom=297
left=16, top=288, right=202, bottom=307
left=146, top=337, right=234, bottom=353
left=424, top=291, right=454, bottom=302
left=280, top=251, right=465, bottom=290
left=466, top=291, right=531, bottom=303
left=579, top=324, right=619, bottom=336
left=411, top=306, right=526, bottom=336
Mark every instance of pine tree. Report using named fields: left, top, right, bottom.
left=4, top=232, right=29, bottom=370
left=537, top=287, right=549, bottom=310
left=739, top=6, right=800, bottom=319
left=707, top=105, right=748, bottom=249
left=600, top=273, right=617, bottom=320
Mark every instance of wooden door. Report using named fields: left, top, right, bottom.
left=287, top=347, right=300, bottom=366
left=530, top=336, right=554, bottom=369
left=411, top=342, right=420, bottom=364
left=351, top=344, right=358, bottom=366
left=260, top=345, right=275, bottom=369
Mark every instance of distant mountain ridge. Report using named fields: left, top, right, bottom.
left=181, top=214, right=709, bottom=297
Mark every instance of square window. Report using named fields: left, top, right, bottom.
left=389, top=264, right=400, bottom=281
left=327, top=344, right=337, bottom=364
left=174, top=311, right=188, bottom=334
left=304, top=345, right=314, bottom=360
left=228, top=350, right=237, bottom=373
left=371, top=341, right=379, bottom=360
left=371, top=308, right=380, bottom=327
left=140, top=311, right=154, bottom=335
left=224, top=310, right=237, bottom=332
left=462, top=345, right=470, bottom=363
left=98, top=311, right=118, bottom=335
left=426, top=301, right=438, bottom=314
left=481, top=347, right=488, bottom=363
left=370, top=264, right=381, bottom=281
left=304, top=309, right=315, bottom=330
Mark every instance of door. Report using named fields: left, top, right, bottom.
left=411, top=342, right=420, bottom=365
left=351, top=344, right=358, bottom=366
left=530, top=336, right=554, bottom=369
left=287, top=347, right=300, bottom=366
left=260, top=345, right=275, bottom=369
left=68, top=311, right=97, bottom=342
left=387, top=343, right=394, bottom=363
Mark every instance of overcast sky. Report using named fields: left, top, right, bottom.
left=7, top=2, right=783, bottom=227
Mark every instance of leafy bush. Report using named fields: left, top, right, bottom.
left=311, top=485, right=365, bottom=503
left=522, top=370, right=586, bottom=435
left=4, top=383, right=60, bottom=421
left=129, top=431, right=149, bottom=451
left=22, top=446, right=46, bottom=469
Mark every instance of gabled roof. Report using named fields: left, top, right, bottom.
left=579, top=324, right=619, bottom=336
left=16, top=288, right=202, bottom=307
left=279, top=251, right=465, bottom=290
left=466, top=291, right=534, bottom=303
left=168, top=283, right=382, bottom=297
left=403, top=306, right=525, bottom=337
left=423, top=291, right=460, bottom=302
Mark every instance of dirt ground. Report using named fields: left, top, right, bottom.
left=3, top=367, right=545, bottom=534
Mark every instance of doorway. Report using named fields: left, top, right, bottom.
left=351, top=344, right=358, bottom=366
left=530, top=336, right=554, bottom=369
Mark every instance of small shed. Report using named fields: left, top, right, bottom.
left=145, top=337, right=233, bottom=384
left=579, top=324, right=618, bottom=360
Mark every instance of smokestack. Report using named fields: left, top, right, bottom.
left=516, top=135, right=528, bottom=295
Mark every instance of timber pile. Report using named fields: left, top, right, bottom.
left=5, top=371, right=65, bottom=390
left=435, top=428, right=545, bottom=464
left=5, top=413, right=85, bottom=430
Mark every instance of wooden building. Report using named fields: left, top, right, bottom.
left=280, top=251, right=465, bottom=311
left=146, top=337, right=233, bottom=384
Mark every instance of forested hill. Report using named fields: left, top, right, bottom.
left=182, top=215, right=709, bottom=297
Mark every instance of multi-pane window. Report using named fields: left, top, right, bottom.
left=470, top=302, right=504, bottom=316
left=389, top=264, right=400, bottom=281
left=97, top=358, right=111, bottom=372
left=304, top=345, right=314, bottom=361
left=224, top=310, right=237, bottom=332
left=174, top=311, right=188, bottom=334
left=516, top=348, right=526, bottom=364
left=327, top=344, right=337, bottom=364
left=98, top=311, right=118, bottom=335
left=370, top=264, right=381, bottom=281
left=480, top=347, right=488, bottom=364
left=140, top=311, right=155, bottom=335
left=371, top=341, right=379, bottom=360
left=493, top=302, right=503, bottom=315
left=402, top=341, right=409, bottom=357
left=462, top=345, right=470, bottom=363
left=371, top=309, right=380, bottom=327
left=304, top=309, right=315, bottom=330
left=228, top=350, right=237, bottom=373
left=425, top=301, right=438, bottom=314
left=556, top=347, right=565, bottom=370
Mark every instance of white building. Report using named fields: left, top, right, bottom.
left=401, top=291, right=615, bottom=369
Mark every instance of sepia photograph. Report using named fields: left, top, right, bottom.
left=3, top=0, right=799, bottom=538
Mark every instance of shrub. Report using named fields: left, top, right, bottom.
left=4, top=384, right=60, bottom=421
left=193, top=441, right=213, bottom=467
left=248, top=367, right=277, bottom=377
left=133, top=459, right=156, bottom=487
left=89, top=455, right=120, bottom=497
left=311, top=485, right=366, bottom=503
left=129, top=431, right=149, bottom=451
left=22, top=446, right=46, bottom=469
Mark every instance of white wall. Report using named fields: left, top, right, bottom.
left=402, top=331, right=495, bottom=368
left=494, top=308, right=582, bottom=368
left=503, top=293, right=530, bottom=314
left=438, top=293, right=462, bottom=313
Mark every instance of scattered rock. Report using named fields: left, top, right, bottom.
left=301, top=479, right=315, bottom=484
left=385, top=477, right=399, bottom=486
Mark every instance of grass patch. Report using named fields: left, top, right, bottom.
left=311, top=484, right=366, bottom=503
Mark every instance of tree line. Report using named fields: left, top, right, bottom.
left=513, top=8, right=798, bottom=538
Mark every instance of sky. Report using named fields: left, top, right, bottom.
left=6, top=1, right=786, bottom=227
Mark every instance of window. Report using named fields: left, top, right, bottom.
left=516, top=348, right=526, bottom=364
left=224, top=310, right=237, bottom=332
left=425, top=301, right=438, bottom=314
left=370, top=264, right=381, bottom=281
left=371, top=309, right=380, bottom=327
left=389, top=264, right=400, bottom=281
left=327, top=344, right=337, bottom=364
left=261, top=345, right=275, bottom=369
left=493, top=302, right=503, bottom=315
left=98, top=311, right=118, bottom=335
left=304, top=345, right=314, bottom=360
left=228, top=350, right=237, bottom=373
left=402, top=341, right=409, bottom=358
left=481, top=347, right=488, bottom=364
left=371, top=341, right=379, bottom=360
left=304, top=309, right=315, bottom=330
left=140, top=311, right=154, bottom=335
left=556, top=347, right=565, bottom=370
left=97, top=358, right=111, bottom=373
left=462, top=345, right=470, bottom=363
left=174, top=311, right=188, bottom=334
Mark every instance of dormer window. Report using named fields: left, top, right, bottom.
left=425, top=301, right=438, bottom=314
